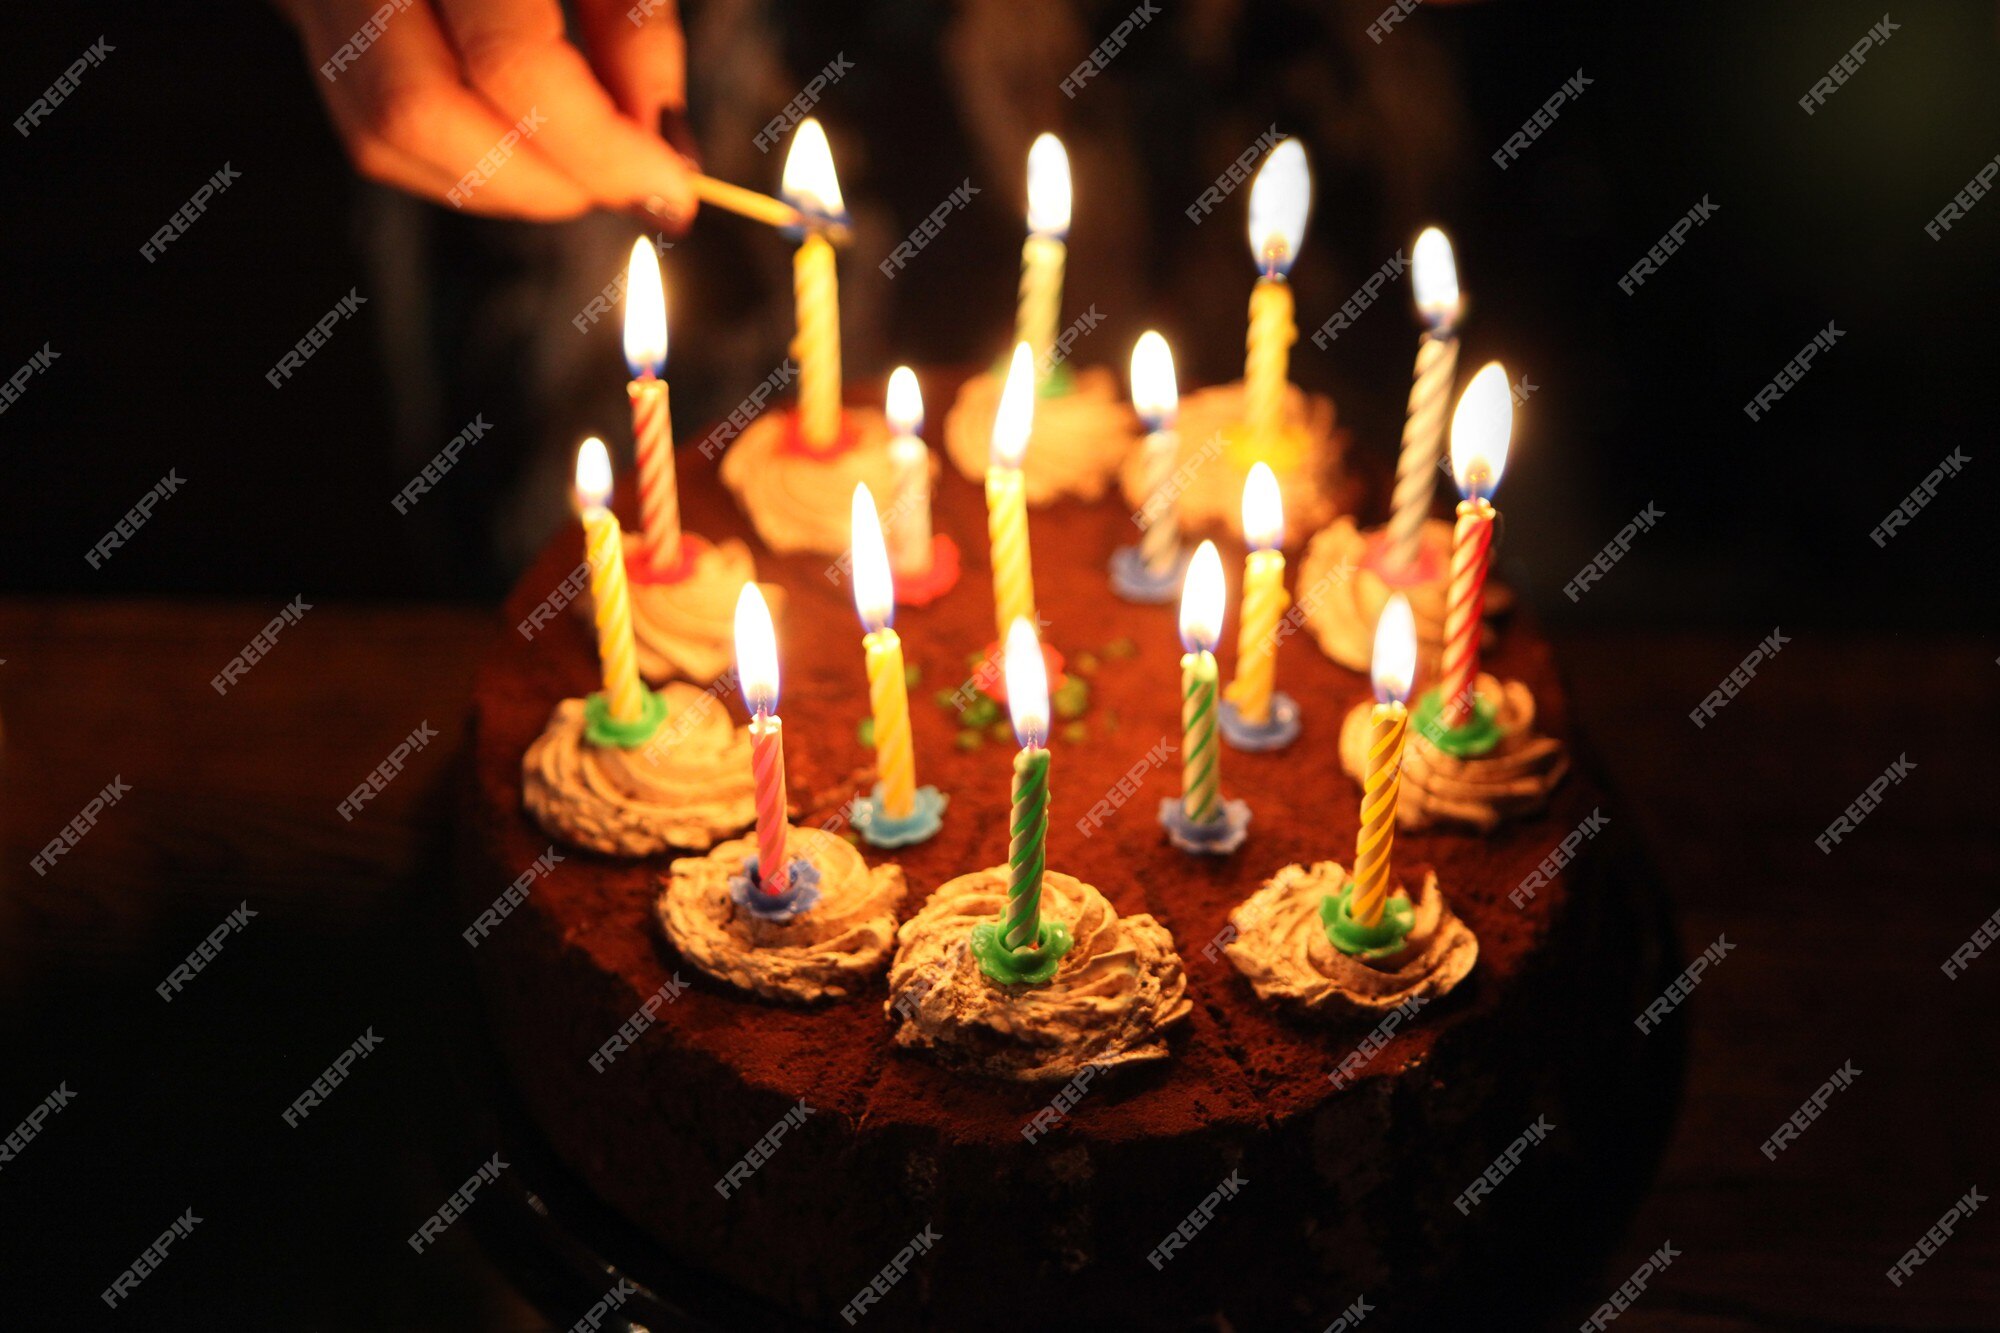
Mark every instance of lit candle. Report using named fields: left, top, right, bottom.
left=734, top=583, right=789, bottom=892
left=1384, top=227, right=1463, bottom=577
left=885, top=367, right=932, bottom=578
left=1131, top=330, right=1182, bottom=576
left=781, top=118, right=846, bottom=452
left=1000, top=616, right=1052, bottom=950
left=986, top=343, right=1039, bottom=642
left=623, top=237, right=680, bottom=574
left=851, top=485, right=917, bottom=820
left=1352, top=593, right=1416, bottom=926
left=1017, top=134, right=1072, bottom=390
left=1242, top=139, right=1311, bottom=445
left=1226, top=462, right=1289, bottom=725
left=1439, top=363, right=1513, bottom=729
left=575, top=438, right=648, bottom=724
left=1179, top=541, right=1226, bottom=825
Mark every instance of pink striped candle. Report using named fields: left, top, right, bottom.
left=1439, top=364, right=1513, bottom=729
left=624, top=239, right=680, bottom=573
left=734, top=584, right=789, bottom=891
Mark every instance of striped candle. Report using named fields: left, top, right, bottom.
left=1227, top=462, right=1288, bottom=725
left=1001, top=618, right=1051, bottom=951
left=1179, top=541, right=1226, bottom=825
left=1385, top=228, right=1463, bottom=576
left=1131, top=331, right=1182, bottom=575
left=1439, top=363, right=1514, bottom=729
left=734, top=584, right=789, bottom=893
left=781, top=120, right=846, bottom=452
left=986, top=344, right=1039, bottom=642
left=1242, top=138, right=1311, bottom=444
left=1354, top=594, right=1416, bottom=924
left=623, top=238, right=679, bottom=572
left=1018, top=134, right=1071, bottom=389
left=575, top=439, right=646, bottom=724
left=851, top=485, right=917, bottom=820
left=1243, top=277, right=1294, bottom=443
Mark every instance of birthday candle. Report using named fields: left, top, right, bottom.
left=885, top=367, right=932, bottom=577
left=1017, top=134, right=1072, bottom=389
left=851, top=486, right=917, bottom=820
left=1439, top=363, right=1513, bottom=729
left=1179, top=542, right=1226, bottom=824
left=1130, top=331, right=1182, bottom=576
left=1242, top=139, right=1311, bottom=444
left=986, top=344, right=1039, bottom=642
left=1384, top=227, right=1463, bottom=576
left=782, top=119, right=846, bottom=451
left=575, top=439, right=647, bottom=723
left=734, top=584, right=789, bottom=892
left=623, top=238, right=680, bottom=573
left=1000, top=617, right=1051, bottom=950
left=1227, top=462, right=1289, bottom=725
left=1352, top=594, right=1416, bottom=925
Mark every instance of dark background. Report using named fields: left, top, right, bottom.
left=3, top=1, right=1997, bottom=1329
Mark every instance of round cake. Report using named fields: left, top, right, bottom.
left=458, top=381, right=1680, bottom=1331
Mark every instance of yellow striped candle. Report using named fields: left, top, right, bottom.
left=781, top=119, right=846, bottom=451
left=985, top=344, right=1039, bottom=642
left=575, top=439, right=646, bottom=724
left=623, top=238, right=681, bottom=572
left=1384, top=227, right=1462, bottom=576
left=1226, top=462, right=1289, bottom=725
left=1179, top=542, right=1227, bottom=824
left=1352, top=594, right=1416, bottom=925
left=1242, top=139, right=1311, bottom=444
left=850, top=485, right=917, bottom=820
left=1017, top=134, right=1071, bottom=388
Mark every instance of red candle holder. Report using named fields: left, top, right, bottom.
left=626, top=531, right=712, bottom=586
left=893, top=535, right=961, bottom=607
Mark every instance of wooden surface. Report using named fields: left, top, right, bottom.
left=2, top=599, right=1993, bottom=1329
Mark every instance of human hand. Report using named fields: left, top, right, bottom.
left=278, top=0, right=695, bottom=224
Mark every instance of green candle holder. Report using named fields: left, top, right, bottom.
left=1411, top=684, right=1502, bottom=759
left=970, top=918, right=1074, bottom=986
left=1320, top=880, right=1414, bottom=960
left=583, top=687, right=669, bottom=750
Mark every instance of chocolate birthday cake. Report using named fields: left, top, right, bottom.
left=456, top=382, right=1678, bottom=1331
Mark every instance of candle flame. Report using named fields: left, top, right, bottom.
left=781, top=117, right=846, bottom=221
left=574, top=437, right=613, bottom=509
left=1411, top=226, right=1461, bottom=331
left=1129, top=330, right=1177, bottom=429
left=1449, top=362, right=1513, bottom=501
left=1241, top=461, right=1285, bottom=551
left=1026, top=133, right=1072, bottom=237
left=1371, top=593, right=1417, bottom=704
left=886, top=365, right=923, bottom=437
left=992, top=342, right=1036, bottom=469
left=1004, top=616, right=1050, bottom=747
left=1246, top=138, right=1311, bottom=276
left=1179, top=540, right=1226, bottom=653
left=734, top=582, right=781, bottom=715
left=850, top=484, right=894, bottom=632
left=622, top=237, right=668, bottom=376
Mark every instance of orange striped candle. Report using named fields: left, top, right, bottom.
left=1352, top=594, right=1415, bottom=924
left=574, top=439, right=646, bottom=724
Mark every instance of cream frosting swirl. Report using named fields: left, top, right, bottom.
left=1338, top=674, right=1570, bottom=833
left=1298, top=516, right=1510, bottom=675
left=522, top=682, right=758, bottom=856
left=659, top=828, right=905, bottom=1003
left=942, top=366, right=1139, bottom=505
left=718, top=408, right=898, bottom=555
left=1224, top=861, right=1477, bottom=1019
left=885, top=868, right=1192, bottom=1082
left=616, top=534, right=781, bottom=686
left=1118, top=380, right=1340, bottom=539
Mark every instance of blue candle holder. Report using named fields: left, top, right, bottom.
left=1219, top=692, right=1301, bottom=752
left=728, top=855, right=823, bottom=922
left=1157, top=796, right=1251, bottom=855
left=1108, top=544, right=1189, bottom=604
left=850, top=783, right=949, bottom=849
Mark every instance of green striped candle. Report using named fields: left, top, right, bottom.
left=1179, top=542, right=1226, bottom=824
left=1001, top=617, right=1052, bottom=950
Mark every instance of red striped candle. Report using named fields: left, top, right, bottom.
left=734, top=584, right=788, bottom=892
left=623, top=239, right=680, bottom=572
left=1439, top=364, right=1514, bottom=729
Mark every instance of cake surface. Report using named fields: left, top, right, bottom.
left=459, top=380, right=1677, bottom=1331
